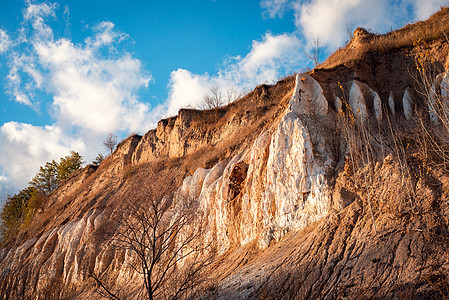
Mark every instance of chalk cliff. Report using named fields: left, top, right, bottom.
left=2, top=8, right=449, bottom=300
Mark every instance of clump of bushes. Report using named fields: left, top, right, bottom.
left=0, top=151, right=83, bottom=242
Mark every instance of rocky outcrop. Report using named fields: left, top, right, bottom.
left=388, top=91, right=396, bottom=116
left=170, top=74, right=337, bottom=253
left=130, top=82, right=293, bottom=166
left=0, top=70, right=434, bottom=299
left=349, top=81, right=368, bottom=122
left=403, top=87, right=415, bottom=120
left=214, top=154, right=449, bottom=299
left=290, top=74, right=328, bottom=116
left=3, top=14, right=449, bottom=298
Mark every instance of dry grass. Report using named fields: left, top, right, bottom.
left=320, top=7, right=449, bottom=69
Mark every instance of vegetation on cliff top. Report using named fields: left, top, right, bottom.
left=0, top=151, right=83, bottom=243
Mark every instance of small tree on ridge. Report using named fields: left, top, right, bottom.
left=103, top=133, right=118, bottom=155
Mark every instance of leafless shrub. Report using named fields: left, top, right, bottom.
left=201, top=87, right=225, bottom=110
left=90, top=172, right=213, bottom=300
left=336, top=82, right=378, bottom=231
left=225, top=86, right=242, bottom=104
left=411, top=37, right=449, bottom=170
left=103, top=133, right=118, bottom=155
left=200, top=86, right=242, bottom=111
left=304, top=34, right=320, bottom=68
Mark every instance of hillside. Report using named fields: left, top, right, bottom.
left=2, top=8, right=449, bottom=299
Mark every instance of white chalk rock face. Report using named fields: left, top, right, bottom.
left=259, top=111, right=332, bottom=248
left=335, top=96, right=343, bottom=112
left=429, top=73, right=444, bottom=125
left=197, top=159, right=233, bottom=253
left=372, top=90, right=383, bottom=122
left=239, top=131, right=272, bottom=246
left=388, top=92, right=396, bottom=116
left=403, top=88, right=415, bottom=120
left=349, top=81, right=368, bottom=122
left=290, top=74, right=328, bottom=116
left=176, top=167, right=210, bottom=200
left=442, top=71, right=449, bottom=101
left=174, top=74, right=335, bottom=252
left=439, top=71, right=449, bottom=124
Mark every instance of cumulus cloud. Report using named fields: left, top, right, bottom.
left=237, top=33, right=301, bottom=81
left=7, top=5, right=152, bottom=132
left=6, top=1, right=152, bottom=133
left=165, top=33, right=303, bottom=116
left=0, top=122, right=86, bottom=188
left=414, top=0, right=448, bottom=19
left=24, top=0, right=57, bottom=41
left=294, top=0, right=416, bottom=49
left=1, top=1, right=153, bottom=190
left=0, top=174, right=14, bottom=206
left=33, top=38, right=151, bottom=133
left=261, top=0, right=449, bottom=49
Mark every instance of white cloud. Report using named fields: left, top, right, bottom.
left=24, top=1, right=57, bottom=20
left=414, top=0, right=448, bottom=19
left=33, top=38, right=152, bottom=133
left=165, top=33, right=303, bottom=116
left=166, top=69, right=211, bottom=115
left=6, top=2, right=152, bottom=133
left=260, top=0, right=449, bottom=50
left=0, top=174, right=14, bottom=205
left=261, top=0, right=290, bottom=18
left=87, top=21, right=129, bottom=48
left=24, top=1, right=57, bottom=41
left=294, top=0, right=416, bottom=49
left=63, top=5, right=70, bottom=23
left=1, top=1, right=154, bottom=190
left=7, top=53, right=43, bottom=108
left=0, top=30, right=10, bottom=54
left=237, top=33, right=301, bottom=82
left=0, top=122, right=86, bottom=188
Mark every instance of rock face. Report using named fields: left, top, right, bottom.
left=402, top=87, right=415, bottom=120
left=349, top=81, right=368, bottom=122
left=176, top=77, right=336, bottom=252
left=290, top=74, right=329, bottom=116
left=372, top=90, right=383, bottom=121
left=429, top=71, right=449, bottom=125
left=388, top=91, right=396, bottom=116
left=0, top=70, right=441, bottom=299
left=429, top=73, right=444, bottom=124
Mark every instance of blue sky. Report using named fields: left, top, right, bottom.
left=0, top=0, right=448, bottom=196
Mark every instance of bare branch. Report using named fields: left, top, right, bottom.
left=103, top=133, right=118, bottom=155
left=304, top=34, right=320, bottom=68
left=91, top=170, right=213, bottom=299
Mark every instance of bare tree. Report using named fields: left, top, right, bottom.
left=305, top=34, right=320, bottom=68
left=103, top=133, right=118, bottom=155
left=201, top=86, right=225, bottom=110
left=90, top=175, right=213, bottom=300
left=225, top=86, right=241, bottom=104
left=346, top=23, right=354, bottom=42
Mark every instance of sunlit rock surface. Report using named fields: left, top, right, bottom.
left=176, top=74, right=335, bottom=251
left=349, top=81, right=368, bottom=122
left=402, top=87, right=415, bottom=120
left=290, top=74, right=329, bottom=117
left=388, top=91, right=396, bottom=116
left=429, top=73, right=444, bottom=124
